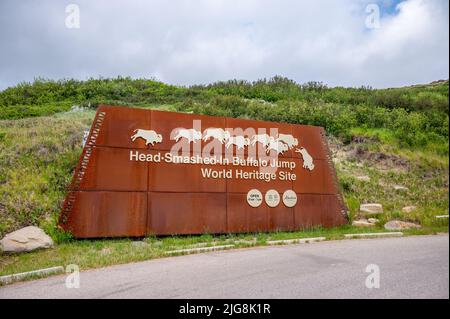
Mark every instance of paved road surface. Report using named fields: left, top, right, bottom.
left=1, top=234, right=448, bottom=299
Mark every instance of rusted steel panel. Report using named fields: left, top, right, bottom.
left=148, top=151, right=227, bottom=193
left=293, top=194, right=324, bottom=229
left=148, top=192, right=227, bottom=235
left=95, top=105, right=151, bottom=149
left=63, top=191, right=147, bottom=238
left=321, top=194, right=347, bottom=227
left=150, top=109, right=226, bottom=153
left=225, top=117, right=295, bottom=158
left=293, top=158, right=324, bottom=194
left=291, top=125, right=328, bottom=160
left=293, top=159, right=336, bottom=194
left=269, top=206, right=295, bottom=232
left=294, top=194, right=346, bottom=229
left=59, top=105, right=348, bottom=238
left=74, top=146, right=148, bottom=191
left=226, top=164, right=294, bottom=194
left=227, top=193, right=270, bottom=233
left=67, top=109, right=108, bottom=191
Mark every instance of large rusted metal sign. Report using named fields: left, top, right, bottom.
left=59, top=105, right=348, bottom=238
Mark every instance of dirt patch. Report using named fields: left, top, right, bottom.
left=359, top=149, right=409, bottom=172
left=330, top=137, right=410, bottom=172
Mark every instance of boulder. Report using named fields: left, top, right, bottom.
left=368, top=218, right=379, bottom=224
left=352, top=219, right=375, bottom=227
left=0, top=226, right=53, bottom=253
left=360, top=203, right=383, bottom=215
left=384, top=220, right=421, bottom=231
left=402, top=206, right=417, bottom=213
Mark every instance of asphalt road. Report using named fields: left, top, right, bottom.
left=1, top=234, right=448, bottom=299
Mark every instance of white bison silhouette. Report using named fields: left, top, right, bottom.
left=225, top=136, right=250, bottom=150
left=172, top=128, right=202, bottom=143
left=295, top=147, right=315, bottom=171
left=266, top=140, right=289, bottom=154
left=277, top=134, right=298, bottom=149
left=202, top=128, right=231, bottom=144
left=250, top=134, right=274, bottom=147
left=130, top=129, right=163, bottom=146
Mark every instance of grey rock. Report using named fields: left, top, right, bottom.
left=393, top=185, right=409, bottom=191
left=360, top=203, right=383, bottom=215
left=368, top=218, right=379, bottom=224
left=356, top=175, right=371, bottom=182
left=352, top=219, right=375, bottom=227
left=402, top=206, right=417, bottom=213
left=0, top=226, right=53, bottom=253
left=384, top=220, right=421, bottom=231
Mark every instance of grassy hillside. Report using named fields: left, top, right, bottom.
left=0, top=77, right=448, bottom=239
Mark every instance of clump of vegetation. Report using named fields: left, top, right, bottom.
left=2, top=76, right=447, bottom=153
left=0, top=111, right=95, bottom=238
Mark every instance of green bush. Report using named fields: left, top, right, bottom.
left=1, top=77, right=448, bottom=154
left=0, top=102, right=73, bottom=120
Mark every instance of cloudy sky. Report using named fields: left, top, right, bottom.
left=0, top=0, right=448, bottom=90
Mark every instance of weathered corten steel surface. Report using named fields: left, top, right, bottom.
left=59, top=105, right=348, bottom=238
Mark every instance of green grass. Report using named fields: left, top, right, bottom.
left=1, top=225, right=448, bottom=280
left=0, top=110, right=96, bottom=236
left=0, top=102, right=74, bottom=120
left=349, top=127, right=449, bottom=163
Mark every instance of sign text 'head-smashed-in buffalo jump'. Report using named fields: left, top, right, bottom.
left=59, top=105, right=348, bottom=238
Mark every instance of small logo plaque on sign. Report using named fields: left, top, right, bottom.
left=265, top=189, right=281, bottom=208
left=247, top=189, right=263, bottom=208
left=282, top=190, right=298, bottom=208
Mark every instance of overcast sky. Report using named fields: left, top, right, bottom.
left=0, top=0, right=448, bottom=90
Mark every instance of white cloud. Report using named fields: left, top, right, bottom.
left=0, top=0, right=448, bottom=89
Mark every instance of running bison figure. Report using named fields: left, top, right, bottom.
left=277, top=134, right=298, bottom=149
left=131, top=127, right=314, bottom=170
left=295, top=147, right=315, bottom=171
left=172, top=128, right=202, bottom=143
left=203, top=128, right=231, bottom=144
left=266, top=139, right=289, bottom=155
left=225, top=136, right=251, bottom=150
left=250, top=133, right=274, bottom=147
left=130, top=129, right=163, bottom=146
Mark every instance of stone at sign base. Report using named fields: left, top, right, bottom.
left=384, top=220, right=421, bottom=231
left=352, top=219, right=375, bottom=227
left=0, top=226, right=53, bottom=253
left=360, top=203, right=383, bottom=215
left=402, top=206, right=417, bottom=213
